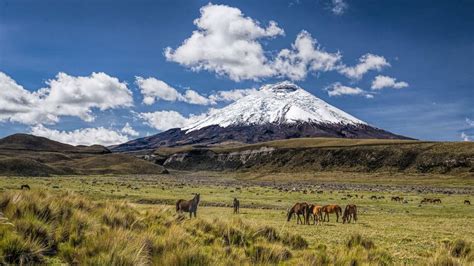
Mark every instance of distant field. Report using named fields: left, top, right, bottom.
left=1, top=172, right=473, bottom=264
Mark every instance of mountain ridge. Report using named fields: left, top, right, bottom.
left=112, top=81, right=409, bottom=152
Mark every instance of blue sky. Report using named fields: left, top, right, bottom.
left=0, top=0, right=473, bottom=145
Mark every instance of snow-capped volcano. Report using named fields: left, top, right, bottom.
left=112, top=81, right=410, bottom=152
left=185, top=81, right=365, bottom=132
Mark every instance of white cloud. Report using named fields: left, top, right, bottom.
left=339, top=54, right=390, bottom=80
left=164, top=4, right=395, bottom=82
left=461, top=132, right=472, bottom=142
left=465, top=118, right=474, bottom=127
left=121, top=122, right=139, bottom=137
left=209, top=88, right=258, bottom=102
left=138, top=111, right=208, bottom=131
left=273, top=30, right=342, bottom=80
left=135, top=76, right=214, bottom=105
left=30, top=124, right=129, bottom=146
left=331, top=0, right=348, bottom=15
left=164, top=3, right=284, bottom=81
left=0, top=71, right=133, bottom=125
left=183, top=89, right=214, bottom=105
left=135, top=76, right=183, bottom=105
left=325, top=82, right=373, bottom=98
left=136, top=76, right=260, bottom=105
left=371, top=75, right=409, bottom=90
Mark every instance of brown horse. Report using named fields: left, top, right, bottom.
left=307, top=204, right=323, bottom=225
left=465, top=200, right=471, bottom=205
left=287, top=202, right=309, bottom=224
left=342, top=204, right=357, bottom=224
left=20, top=184, right=31, bottom=190
left=233, top=198, right=240, bottom=214
left=176, top=193, right=200, bottom=218
left=432, top=198, right=441, bottom=204
left=322, top=205, right=342, bottom=222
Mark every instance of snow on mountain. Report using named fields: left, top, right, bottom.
left=184, top=81, right=366, bottom=132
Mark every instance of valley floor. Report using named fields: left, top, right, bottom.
left=1, top=171, right=473, bottom=264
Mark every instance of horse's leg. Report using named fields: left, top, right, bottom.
left=336, top=212, right=339, bottom=222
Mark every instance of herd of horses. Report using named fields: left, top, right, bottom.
left=287, top=202, right=357, bottom=225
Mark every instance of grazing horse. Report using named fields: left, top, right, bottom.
left=20, top=184, right=30, bottom=190
left=307, top=204, right=323, bottom=225
left=287, top=202, right=309, bottom=225
left=176, top=193, right=200, bottom=218
left=342, top=204, right=357, bottom=224
left=233, top=198, right=240, bottom=214
left=322, top=205, right=342, bottom=222
left=391, top=196, right=403, bottom=202
left=432, top=198, right=441, bottom=204
left=464, top=200, right=471, bottom=205
left=370, top=195, right=378, bottom=200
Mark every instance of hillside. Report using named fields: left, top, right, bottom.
left=0, top=134, right=167, bottom=176
left=157, top=138, right=474, bottom=176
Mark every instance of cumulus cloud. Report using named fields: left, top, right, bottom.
left=461, top=132, right=472, bottom=142
left=121, top=122, right=139, bottom=137
left=0, top=71, right=133, bottom=125
left=164, top=4, right=393, bottom=82
left=209, top=88, right=258, bottom=102
left=273, top=30, right=341, bottom=80
left=138, top=111, right=208, bottom=131
left=164, top=3, right=284, bottom=81
left=135, top=76, right=214, bottom=105
left=339, top=54, right=390, bottom=80
left=30, top=124, right=129, bottom=146
left=331, top=0, right=348, bottom=15
left=465, top=118, right=474, bottom=127
left=325, top=82, right=373, bottom=98
left=371, top=75, right=409, bottom=90
left=136, top=76, right=259, bottom=105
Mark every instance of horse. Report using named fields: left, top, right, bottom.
left=20, top=184, right=30, bottom=190
left=233, top=198, right=240, bottom=214
left=307, top=204, right=323, bottom=225
left=370, top=195, right=378, bottom=200
left=391, top=196, right=403, bottom=202
left=176, top=193, right=200, bottom=218
left=432, top=198, right=441, bottom=204
left=464, top=200, right=471, bottom=205
left=287, top=202, right=309, bottom=225
left=322, top=205, right=342, bottom=222
left=342, top=204, right=357, bottom=224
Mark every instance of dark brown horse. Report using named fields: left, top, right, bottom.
left=342, top=204, right=357, bottom=224
left=465, top=200, right=471, bottom=205
left=307, top=204, right=323, bottom=225
left=287, top=202, right=309, bottom=224
left=176, top=193, right=200, bottom=218
left=322, top=204, right=342, bottom=222
left=20, top=184, right=30, bottom=190
left=233, top=198, right=240, bottom=214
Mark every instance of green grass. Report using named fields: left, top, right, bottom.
left=1, top=172, right=473, bottom=264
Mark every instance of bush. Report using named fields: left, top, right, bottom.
left=246, top=243, right=292, bottom=263
left=450, top=239, right=471, bottom=258
left=0, top=234, right=45, bottom=265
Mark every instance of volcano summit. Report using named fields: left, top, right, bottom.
left=113, top=82, right=409, bottom=152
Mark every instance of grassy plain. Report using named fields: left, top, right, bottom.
left=0, top=171, right=473, bottom=265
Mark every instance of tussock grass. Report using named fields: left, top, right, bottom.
left=0, top=190, right=471, bottom=265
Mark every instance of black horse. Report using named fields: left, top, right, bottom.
left=176, top=193, right=200, bottom=218
left=233, top=198, right=240, bottom=214
left=20, top=184, right=31, bottom=190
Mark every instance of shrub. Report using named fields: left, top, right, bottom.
left=282, top=232, right=308, bottom=249
left=0, top=235, right=45, bottom=265
left=450, top=239, right=471, bottom=258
